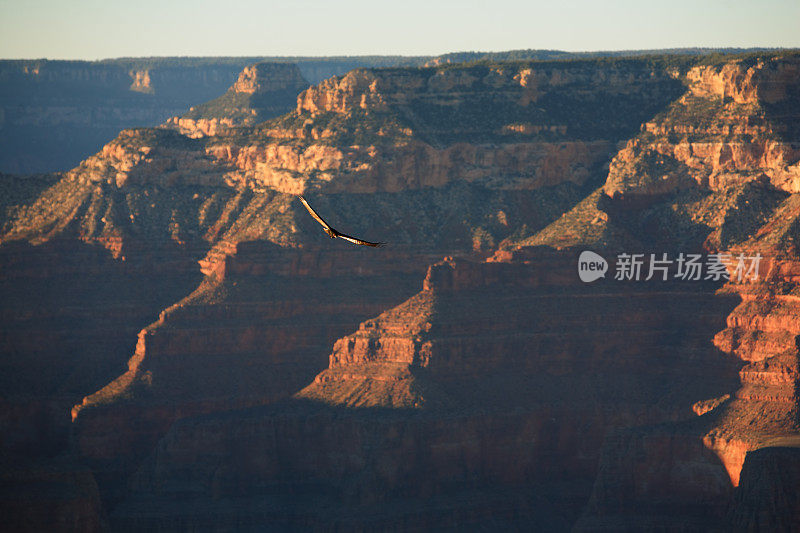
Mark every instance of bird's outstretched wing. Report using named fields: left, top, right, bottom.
left=337, top=232, right=386, bottom=248
left=298, top=196, right=332, bottom=232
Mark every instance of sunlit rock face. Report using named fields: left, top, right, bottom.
left=604, top=55, right=800, bottom=201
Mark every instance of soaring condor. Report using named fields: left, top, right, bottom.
left=298, top=196, right=386, bottom=248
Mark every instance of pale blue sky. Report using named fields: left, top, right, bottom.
left=1, top=0, right=798, bottom=59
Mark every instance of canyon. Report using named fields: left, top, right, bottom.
left=1, top=50, right=800, bottom=531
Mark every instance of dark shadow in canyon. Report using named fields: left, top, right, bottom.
left=105, top=257, right=745, bottom=531
left=0, top=239, right=205, bottom=458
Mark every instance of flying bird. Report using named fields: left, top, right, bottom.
left=298, top=196, right=385, bottom=247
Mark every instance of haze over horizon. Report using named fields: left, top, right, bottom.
left=1, top=0, right=799, bottom=60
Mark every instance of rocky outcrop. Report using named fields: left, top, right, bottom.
left=686, top=58, right=800, bottom=105
left=128, top=70, right=153, bottom=94
left=164, top=62, right=310, bottom=138
left=604, top=55, right=800, bottom=201
left=230, top=63, right=305, bottom=94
